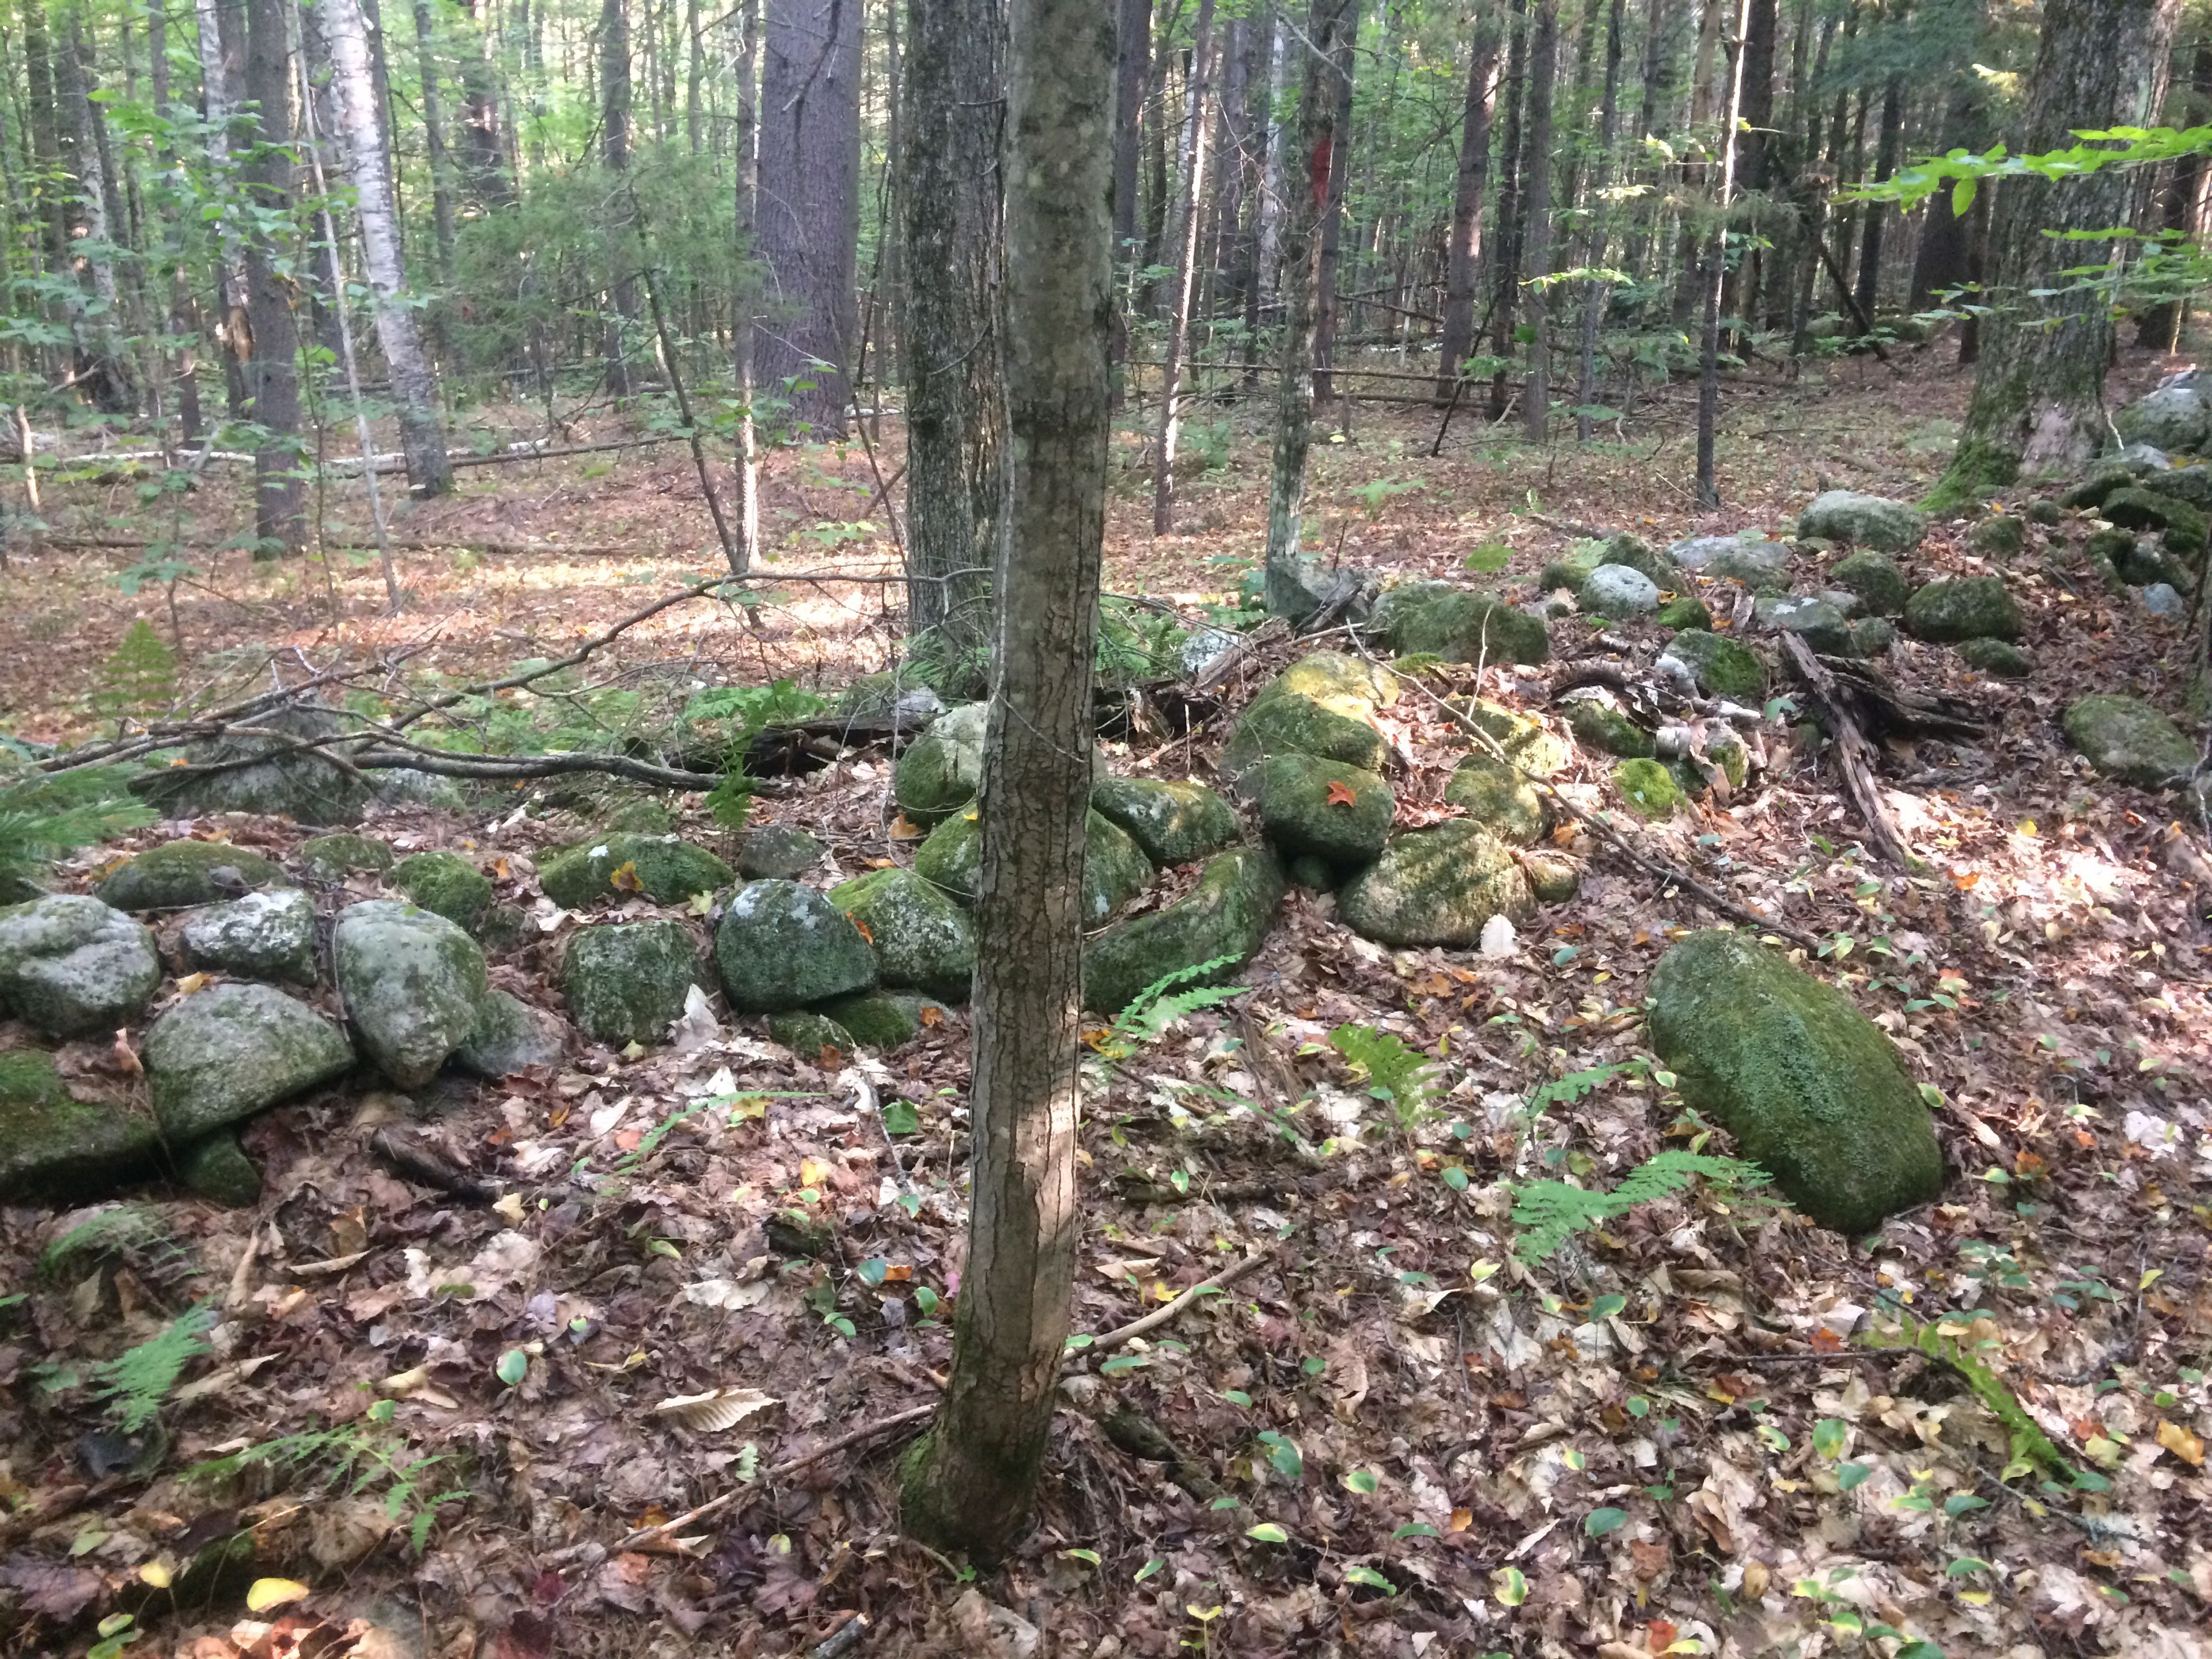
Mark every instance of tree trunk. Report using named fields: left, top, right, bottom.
left=150, top=0, right=206, bottom=445
left=902, top=0, right=1005, bottom=649
left=1262, top=0, right=1358, bottom=616
left=601, top=0, right=637, bottom=397
left=1934, top=0, right=2180, bottom=506
left=1255, top=10, right=1289, bottom=317
left=241, top=0, right=305, bottom=554
left=55, top=3, right=139, bottom=413
left=1852, top=73, right=1902, bottom=328
left=2135, top=40, right=2211, bottom=350
left=1153, top=0, right=1214, bottom=532
left=731, top=0, right=762, bottom=570
left=1732, top=0, right=1776, bottom=323
left=325, top=0, right=453, bottom=496
left=1110, top=0, right=1151, bottom=403
left=1620, top=0, right=1669, bottom=278
left=457, top=0, right=513, bottom=207
left=195, top=0, right=252, bottom=418
left=411, top=0, right=459, bottom=286
left=1575, top=0, right=1624, bottom=441
left=896, top=0, right=1111, bottom=1563
left=1309, top=3, right=1359, bottom=403
left=1487, top=0, right=1527, bottom=418
left=1694, top=0, right=1750, bottom=508
left=1520, top=0, right=1557, bottom=444
left=1435, top=9, right=1499, bottom=403
left=1209, top=15, right=1250, bottom=330
left=756, top=0, right=862, bottom=436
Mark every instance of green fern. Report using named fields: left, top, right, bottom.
left=90, top=620, right=179, bottom=719
left=1520, top=1060, right=1645, bottom=1128
left=1329, top=1022, right=1440, bottom=1135
left=1095, top=952, right=1249, bottom=1060
left=92, top=1301, right=215, bottom=1431
left=188, top=1406, right=468, bottom=1552
left=1509, top=1150, right=1769, bottom=1266
left=0, top=766, right=154, bottom=900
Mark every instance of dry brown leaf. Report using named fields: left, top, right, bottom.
left=652, top=1387, right=780, bottom=1432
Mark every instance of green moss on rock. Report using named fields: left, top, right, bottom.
left=1656, top=594, right=1713, bottom=630
left=177, top=1132, right=262, bottom=1207
left=736, top=824, right=823, bottom=880
left=1518, top=851, right=1581, bottom=903
left=143, top=982, right=355, bottom=1141
left=562, top=920, right=706, bottom=1046
left=1828, top=551, right=1910, bottom=616
left=892, top=702, right=988, bottom=824
left=99, top=840, right=286, bottom=911
left=1373, top=584, right=1550, bottom=666
left=0, top=895, right=162, bottom=1039
left=1083, top=847, right=1283, bottom=1016
left=1648, top=929, right=1945, bottom=1233
left=538, top=834, right=733, bottom=909
left=816, top=990, right=942, bottom=1050
left=1567, top=699, right=1654, bottom=759
left=332, top=900, right=490, bottom=1087
left=1455, top=700, right=1572, bottom=777
left=830, top=868, right=977, bottom=1001
left=297, top=833, right=393, bottom=878
left=2104, top=487, right=2210, bottom=555
left=915, top=806, right=1152, bottom=924
left=1662, top=630, right=1767, bottom=700
left=1904, top=575, right=2022, bottom=643
left=1960, top=638, right=2031, bottom=678
left=1968, top=514, right=2026, bottom=557
left=2063, top=694, right=2199, bottom=786
left=767, top=1010, right=855, bottom=1063
left=392, top=851, right=494, bottom=931
left=1089, top=778, right=1238, bottom=866
left=0, top=1047, right=162, bottom=1203
left=1614, top=758, right=1681, bottom=819
left=715, top=880, right=876, bottom=1013
left=1444, top=755, right=1546, bottom=844
left=1249, top=754, right=1393, bottom=864
left=1797, top=490, right=1926, bottom=552
left=1338, top=823, right=1533, bottom=947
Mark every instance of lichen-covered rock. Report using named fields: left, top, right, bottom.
left=2111, top=534, right=2180, bottom=588
left=1660, top=631, right=1767, bottom=700
left=1850, top=616, right=1897, bottom=657
left=2104, top=487, right=2210, bottom=556
left=1904, top=575, right=2022, bottom=642
left=0, top=1048, right=163, bottom=1202
left=99, top=840, right=286, bottom=911
left=177, top=1132, right=261, bottom=1207
left=2063, top=694, right=2199, bottom=786
left=391, top=851, right=494, bottom=932
left=1455, top=700, right=1572, bottom=777
left=1649, top=929, right=1945, bottom=1233
left=2145, top=581, right=2188, bottom=618
left=1756, top=595, right=1855, bottom=654
left=143, top=982, right=354, bottom=1141
left=914, top=805, right=1152, bottom=923
left=1089, top=778, right=1238, bottom=866
left=332, top=900, right=489, bottom=1086
left=892, top=702, right=989, bottom=824
left=2062, top=465, right=2138, bottom=511
left=2116, top=380, right=2211, bottom=455
left=1656, top=593, right=1713, bottom=630
left=1578, top=564, right=1661, bottom=619
left=830, top=868, right=978, bottom=1001
left=1218, top=652, right=1397, bottom=789
left=1518, top=850, right=1581, bottom=903
left=736, top=824, right=823, bottom=880
left=1083, top=846, right=1284, bottom=1016
left=0, top=895, right=162, bottom=1039
left=1828, top=551, right=1910, bottom=616
left=1668, top=532, right=1791, bottom=586
left=1614, top=758, right=1681, bottom=819
left=1444, top=755, right=1546, bottom=844
left=1249, top=753, right=1393, bottom=865
left=1798, top=490, right=1925, bottom=552
left=297, top=833, right=393, bottom=878
left=181, top=887, right=318, bottom=983
left=1968, top=514, right=2025, bottom=557
left=601, top=798, right=675, bottom=834
left=1536, top=541, right=1607, bottom=594
left=455, top=990, right=567, bottom=1077
left=132, top=700, right=371, bottom=825
left=1338, top=823, right=1534, bottom=947
left=767, top=1010, right=855, bottom=1063
left=562, top=921, right=705, bottom=1046
left=2024, top=498, right=2064, bottom=525
left=715, top=879, right=876, bottom=1013
left=538, top=834, right=733, bottom=909
left=2149, top=462, right=2212, bottom=507
left=1591, top=533, right=1684, bottom=589
left=1566, top=698, right=1654, bottom=759
left=1372, top=583, right=1550, bottom=666
left=817, top=990, right=944, bottom=1050
left=1959, top=638, right=2031, bottom=678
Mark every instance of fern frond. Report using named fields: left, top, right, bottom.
left=1859, top=1315, right=2074, bottom=1480
left=93, top=1300, right=215, bottom=1431
left=1509, top=1151, right=1768, bottom=1266
left=1521, top=1060, right=1643, bottom=1124
left=1329, top=1022, right=1439, bottom=1131
left=0, top=767, right=154, bottom=897
left=1104, top=952, right=1248, bottom=1053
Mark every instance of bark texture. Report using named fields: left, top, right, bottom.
left=896, top=0, right=1112, bottom=1563
left=1519, top=0, right=1557, bottom=442
left=1152, top=0, right=1214, bottom=533
left=1436, top=13, right=1499, bottom=403
left=756, top=0, right=862, bottom=435
left=241, top=0, right=305, bottom=552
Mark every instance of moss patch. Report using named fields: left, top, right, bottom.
left=98, top=841, right=286, bottom=911
left=562, top=921, right=706, bottom=1046
left=1084, top=847, right=1284, bottom=1016
left=1614, top=758, right=1681, bottom=819
left=1443, top=755, right=1546, bottom=844
left=1338, top=823, right=1533, bottom=947
left=392, top=851, right=495, bottom=931
left=0, top=1047, right=162, bottom=1204
left=829, top=868, right=978, bottom=1001
left=539, top=834, right=733, bottom=909
left=1089, top=778, right=1239, bottom=866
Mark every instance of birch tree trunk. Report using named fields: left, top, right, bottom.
left=1694, top=0, right=1750, bottom=507
left=324, top=0, right=454, bottom=497
left=240, top=0, right=305, bottom=554
left=1520, top=0, right=1557, bottom=444
left=896, top=0, right=1112, bottom=1562
left=1153, top=0, right=1214, bottom=533
left=1435, top=11, right=1499, bottom=404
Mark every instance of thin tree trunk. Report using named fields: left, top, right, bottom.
left=1488, top=0, right=1527, bottom=418
left=195, top=0, right=252, bottom=418
left=1853, top=72, right=1902, bottom=329
left=411, top=0, right=459, bottom=286
left=730, top=0, right=762, bottom=570
left=1262, top=0, right=1358, bottom=617
left=241, top=0, right=305, bottom=553
left=1209, top=14, right=1250, bottom=332
left=1694, top=0, right=1750, bottom=508
left=56, top=3, right=138, bottom=413
left=685, top=0, right=704, bottom=151
left=1255, top=7, right=1289, bottom=317
left=2135, top=40, right=2211, bottom=350
left=151, top=0, right=206, bottom=445
left=1435, top=9, right=1498, bottom=403
left=1520, top=0, right=1556, bottom=444
left=1153, top=0, right=1214, bottom=532
left=1309, top=2, right=1359, bottom=403
left=325, top=0, right=453, bottom=497
left=896, top=0, right=1111, bottom=1562
left=1110, top=0, right=1152, bottom=403
left=601, top=0, right=637, bottom=397
left=457, top=0, right=512, bottom=206
left=1575, top=0, right=1624, bottom=441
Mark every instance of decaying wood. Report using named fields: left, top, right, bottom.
left=1781, top=633, right=1910, bottom=867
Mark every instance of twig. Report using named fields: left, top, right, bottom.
left=1087, top=1249, right=1277, bottom=1357
left=811, top=1614, right=871, bottom=1659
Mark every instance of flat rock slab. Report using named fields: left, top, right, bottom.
left=144, top=981, right=355, bottom=1141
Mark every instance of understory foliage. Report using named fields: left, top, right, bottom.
left=1508, top=1149, right=1771, bottom=1267
left=0, top=762, right=153, bottom=899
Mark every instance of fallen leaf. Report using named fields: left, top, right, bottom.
left=2156, top=1419, right=2205, bottom=1466
left=888, top=813, right=923, bottom=840
left=919, top=1004, right=943, bottom=1027
left=246, top=1577, right=311, bottom=1613
left=1324, top=780, right=1358, bottom=807
left=652, top=1387, right=780, bottom=1432
left=609, top=860, right=644, bottom=892
left=174, top=972, right=211, bottom=995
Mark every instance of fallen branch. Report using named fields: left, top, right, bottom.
left=1780, top=633, right=1910, bottom=867
left=1086, top=1249, right=1277, bottom=1358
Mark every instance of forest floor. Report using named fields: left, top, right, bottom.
left=2, top=339, right=2210, bottom=1659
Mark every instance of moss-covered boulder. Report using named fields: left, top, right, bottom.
left=1615, top=758, right=1681, bottom=819
left=1519, top=850, right=1581, bottom=903
left=1661, top=630, right=1766, bottom=700
left=2063, top=694, right=2199, bottom=786
left=0, top=1048, right=162, bottom=1203
left=2062, top=465, right=2138, bottom=511
left=735, top=824, right=823, bottom=880
left=132, top=700, right=370, bottom=825
left=1249, top=754, right=1393, bottom=865
left=1904, top=575, right=2022, bottom=643
left=2112, top=535, right=2181, bottom=588
left=180, top=887, right=318, bottom=984
left=892, top=702, right=989, bottom=824
left=391, top=851, right=494, bottom=931
left=1090, top=778, right=1238, bottom=866
left=816, top=990, right=944, bottom=1050
left=1967, top=514, right=2026, bottom=558
left=715, top=879, right=876, bottom=1013
left=1850, top=616, right=1897, bottom=657
left=767, top=1010, right=855, bottom=1063
left=2116, top=381, right=2211, bottom=454
left=1656, top=593, right=1713, bottom=630
left=2151, top=461, right=2212, bottom=506
left=177, top=1132, right=262, bottom=1207
left=2104, top=484, right=2208, bottom=538
left=538, top=834, right=733, bottom=910
left=297, top=832, right=393, bottom=878
left=1455, top=700, right=1571, bottom=777
left=1960, top=638, right=2031, bottom=679
left=601, top=797, right=675, bottom=834
left=562, top=921, right=705, bottom=1046
left=1798, top=489, right=1926, bottom=552
left=1668, top=532, right=1792, bottom=586
left=1536, top=541, right=1607, bottom=594
left=1372, top=584, right=1549, bottom=666
left=914, top=805, right=1152, bottom=923
left=1591, top=533, right=1684, bottom=589
left=1566, top=699, right=1654, bottom=759
left=1218, top=652, right=1397, bottom=789
left=1648, top=930, right=1945, bottom=1233
left=1444, top=755, right=1546, bottom=844
left=332, top=900, right=489, bottom=1087
left=1578, top=565, right=1661, bottom=619
left=1084, top=846, right=1283, bottom=1016
left=143, top=982, right=355, bottom=1141
left=456, top=990, right=568, bottom=1077
left=1828, top=551, right=1910, bottom=616
left=0, top=895, right=162, bottom=1039
left=1756, top=595, right=1855, bottom=654
left=1338, top=824, right=1534, bottom=947
left=99, top=840, right=286, bottom=911
left=830, top=868, right=977, bottom=1001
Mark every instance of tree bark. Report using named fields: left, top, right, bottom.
left=325, top=0, right=453, bottom=497
left=1694, top=0, right=1750, bottom=508
left=1934, top=0, right=2180, bottom=506
left=896, top=0, right=1111, bottom=1563
left=150, top=0, right=206, bottom=445
left=1255, top=10, right=1289, bottom=317
left=2134, top=39, right=2211, bottom=350
left=730, top=0, right=763, bottom=570
left=1153, top=0, right=1214, bottom=532
left=456, top=0, right=513, bottom=207
left=756, top=0, right=862, bottom=436
left=1109, top=0, right=1151, bottom=402
left=55, top=2, right=139, bottom=413
left=1435, top=9, right=1498, bottom=403
left=241, top=0, right=306, bottom=554
left=411, top=0, right=459, bottom=286
left=902, top=0, right=1005, bottom=649
left=601, top=0, right=638, bottom=397
left=1852, top=72, right=1902, bottom=329
left=1520, top=0, right=1557, bottom=444
left=195, top=0, right=252, bottom=417
left=1262, top=0, right=1358, bottom=617
left=1487, top=0, right=1527, bottom=418
left=1575, top=0, right=1625, bottom=441
left=1309, top=3, right=1359, bottom=403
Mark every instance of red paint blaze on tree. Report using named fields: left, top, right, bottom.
left=1308, top=126, right=1334, bottom=210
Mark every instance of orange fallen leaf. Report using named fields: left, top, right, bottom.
left=816, top=1043, right=846, bottom=1067
left=490, top=857, right=513, bottom=881
left=865, top=857, right=897, bottom=869
left=613, top=1129, right=644, bottom=1152
left=173, top=972, right=211, bottom=995
left=1645, top=1618, right=1678, bottom=1653
left=609, top=860, right=643, bottom=892
left=1809, top=1327, right=1846, bottom=1353
left=883, top=1264, right=914, bottom=1283
left=2156, top=1419, right=2205, bottom=1466
left=1448, top=1507, right=1472, bottom=1532
left=888, top=813, right=923, bottom=840
left=919, top=1005, right=944, bottom=1027
left=1953, top=869, right=1981, bottom=891
left=1324, top=780, right=1359, bottom=808
left=2014, top=1149, right=2047, bottom=1179
left=848, top=915, right=874, bottom=943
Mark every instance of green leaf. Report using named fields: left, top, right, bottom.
left=1342, top=1469, right=1379, bottom=1494
left=1584, top=1506, right=1629, bottom=1537
left=857, top=1258, right=889, bottom=1288
left=1393, top=1521, right=1440, bottom=1539
left=1952, top=176, right=1978, bottom=219
left=495, top=1349, right=528, bottom=1387
left=1944, top=1494, right=1990, bottom=1516
left=1589, top=1293, right=1627, bottom=1322
left=1100, top=1353, right=1147, bottom=1376
left=1245, top=1522, right=1290, bottom=1543
left=1219, top=1388, right=1253, bottom=1407
left=882, top=1100, right=921, bottom=1136
left=1342, top=1565, right=1396, bottom=1593
left=1266, top=1437, right=1304, bottom=1479
left=1812, top=1419, right=1848, bottom=1459
left=1134, top=1557, right=1164, bottom=1582
left=1836, top=1461, right=1872, bottom=1491
left=1442, top=1165, right=1469, bottom=1191
left=914, top=1287, right=940, bottom=1316
left=1062, top=1548, right=1101, bottom=1566
left=1946, top=1556, right=1994, bottom=1577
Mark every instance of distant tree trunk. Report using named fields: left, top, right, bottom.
left=896, top=0, right=1111, bottom=1563
left=1487, top=0, right=1527, bottom=418
left=1210, top=15, right=1251, bottom=330
left=1109, top=0, right=1151, bottom=404
left=1851, top=74, right=1902, bottom=328
left=1732, top=0, right=1775, bottom=324
left=1520, top=0, right=1556, bottom=444
left=1620, top=0, right=1669, bottom=276
left=411, top=0, right=459, bottom=285
left=601, top=0, right=637, bottom=397
left=1141, top=22, right=1168, bottom=314
left=731, top=0, right=762, bottom=569
left=2135, top=39, right=2211, bottom=350
left=902, top=0, right=1005, bottom=647
left=325, top=0, right=453, bottom=496
left=1153, top=0, right=1214, bottom=532
left=1435, top=11, right=1498, bottom=403
left=1694, top=0, right=1749, bottom=508
left=150, top=0, right=206, bottom=445
left=241, top=0, right=305, bottom=554
left=1575, top=0, right=1624, bottom=441
left=456, top=0, right=512, bottom=206
left=756, top=0, right=862, bottom=437
left=1262, top=0, right=1358, bottom=617
left=55, top=3, right=138, bottom=413
left=1934, top=0, right=2180, bottom=505
left=685, top=0, right=704, bottom=150
left=1787, top=7, right=1838, bottom=356
left=1255, top=11, right=1290, bottom=317
left=195, top=0, right=252, bottom=418
left=1309, top=3, right=1359, bottom=403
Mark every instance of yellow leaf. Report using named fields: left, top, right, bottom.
left=609, top=859, right=644, bottom=892
left=138, top=1562, right=173, bottom=1588
left=2156, top=1419, right=2205, bottom=1467
left=173, top=972, right=210, bottom=995
left=247, top=1578, right=310, bottom=1613
left=888, top=813, right=923, bottom=840
left=1449, top=1508, right=1472, bottom=1532
left=688, top=889, right=715, bottom=916
left=1491, top=1565, right=1528, bottom=1607
left=799, top=1156, right=835, bottom=1189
